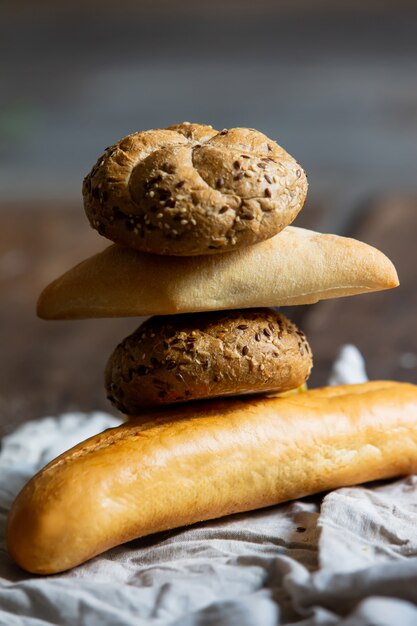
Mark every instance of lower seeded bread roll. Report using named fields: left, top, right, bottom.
left=7, top=381, right=417, bottom=574
left=105, top=308, right=312, bottom=412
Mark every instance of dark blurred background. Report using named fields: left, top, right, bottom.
left=1, top=0, right=417, bottom=435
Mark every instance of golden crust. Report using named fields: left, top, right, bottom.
left=105, top=309, right=312, bottom=412
left=7, top=381, right=417, bottom=574
left=37, top=226, right=399, bottom=320
left=82, top=123, right=307, bottom=256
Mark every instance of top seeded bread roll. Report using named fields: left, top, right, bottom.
left=37, top=227, right=399, bottom=320
left=82, top=123, right=308, bottom=256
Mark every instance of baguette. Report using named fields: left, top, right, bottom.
left=7, top=381, right=417, bottom=574
left=37, top=226, right=399, bottom=320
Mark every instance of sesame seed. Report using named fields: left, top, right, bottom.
left=190, top=218, right=197, bottom=226
left=156, top=213, right=163, bottom=219
left=260, top=364, right=265, bottom=371
left=172, top=229, right=178, bottom=235
left=164, top=223, right=170, bottom=229
left=149, top=190, right=155, bottom=198
left=180, top=219, right=188, bottom=225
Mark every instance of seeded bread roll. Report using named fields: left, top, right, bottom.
left=7, top=382, right=417, bottom=574
left=82, top=123, right=308, bottom=256
left=105, top=309, right=312, bottom=413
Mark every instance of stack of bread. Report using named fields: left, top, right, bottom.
left=7, top=123, right=417, bottom=576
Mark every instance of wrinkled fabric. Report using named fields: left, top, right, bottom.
left=1, top=347, right=417, bottom=625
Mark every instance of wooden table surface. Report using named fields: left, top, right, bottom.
left=0, top=198, right=416, bottom=437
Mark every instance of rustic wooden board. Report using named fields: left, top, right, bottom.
left=0, top=208, right=143, bottom=436
left=303, top=197, right=417, bottom=387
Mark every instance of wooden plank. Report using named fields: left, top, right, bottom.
left=0, top=207, right=143, bottom=436
left=303, top=197, right=417, bottom=387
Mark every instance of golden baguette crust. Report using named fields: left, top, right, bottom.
left=37, top=226, right=399, bottom=320
left=82, top=123, right=307, bottom=256
left=7, top=381, right=417, bottom=574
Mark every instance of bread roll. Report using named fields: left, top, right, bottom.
left=105, top=308, right=312, bottom=412
left=82, top=123, right=307, bottom=256
left=7, top=381, right=417, bottom=574
left=37, top=226, right=399, bottom=320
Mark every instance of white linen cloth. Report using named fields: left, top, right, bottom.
left=1, top=346, right=417, bottom=625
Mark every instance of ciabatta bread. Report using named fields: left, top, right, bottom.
left=37, top=226, right=399, bottom=320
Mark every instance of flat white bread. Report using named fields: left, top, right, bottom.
left=37, top=226, right=398, bottom=319
left=7, top=381, right=417, bottom=574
